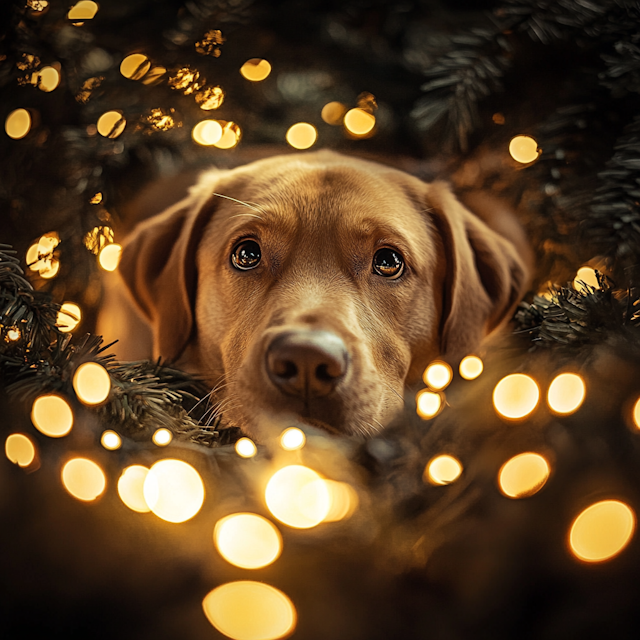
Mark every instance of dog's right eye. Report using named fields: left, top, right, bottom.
left=231, top=240, right=261, bottom=270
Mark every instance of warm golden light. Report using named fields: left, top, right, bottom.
left=195, top=86, right=225, bottom=110
left=67, top=0, right=98, bottom=20
left=214, top=513, right=283, bottom=569
left=62, top=458, right=106, bottom=502
left=416, top=389, right=442, bottom=419
left=280, top=427, right=305, bottom=451
left=498, top=452, right=550, bottom=498
left=143, top=459, right=205, bottom=523
left=633, top=397, right=640, bottom=430
left=343, top=108, right=375, bottom=136
left=6, top=109, right=31, bottom=140
left=321, top=101, right=347, bottom=125
left=39, top=258, right=60, bottom=279
left=152, top=428, right=173, bottom=446
left=322, top=480, right=358, bottom=522
left=265, top=465, right=330, bottom=529
left=240, top=58, right=272, bottom=81
left=423, top=361, right=452, bottom=390
left=141, top=66, right=166, bottom=85
left=547, top=373, right=586, bottom=415
left=459, top=355, right=484, bottom=380
left=31, top=394, right=73, bottom=437
left=569, top=500, right=635, bottom=563
left=33, top=66, right=60, bottom=92
left=573, top=266, right=600, bottom=291
left=493, top=373, right=540, bottom=420
left=117, top=465, right=150, bottom=513
left=7, top=327, right=20, bottom=341
left=192, top=119, right=223, bottom=146
left=100, top=430, right=121, bottom=450
left=5, top=434, right=36, bottom=467
left=213, top=121, right=241, bottom=149
left=98, top=243, right=122, bottom=271
left=73, top=362, right=111, bottom=405
left=57, top=302, right=82, bottom=333
left=203, top=581, right=296, bottom=640
left=509, top=135, right=540, bottom=163
left=120, top=53, right=151, bottom=80
left=425, top=454, right=463, bottom=486
left=236, top=437, right=257, bottom=458
left=285, top=122, right=317, bottom=150
left=84, top=225, right=113, bottom=253
left=97, top=111, right=126, bottom=138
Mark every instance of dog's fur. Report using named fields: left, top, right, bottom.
left=104, top=150, right=530, bottom=438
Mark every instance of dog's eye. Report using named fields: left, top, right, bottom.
left=231, top=240, right=261, bottom=270
left=373, top=248, right=404, bottom=279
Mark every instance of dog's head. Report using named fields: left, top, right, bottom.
left=118, top=151, right=528, bottom=438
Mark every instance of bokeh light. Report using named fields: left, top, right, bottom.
left=203, top=581, right=296, bottom=640
left=547, top=372, right=586, bottom=415
left=498, top=452, right=550, bottom=498
left=214, top=513, right=283, bottom=569
left=280, top=427, right=305, bottom=451
left=84, top=225, right=113, bottom=253
left=62, top=458, right=106, bottom=502
left=236, top=437, right=257, bottom=458
left=67, top=0, right=99, bottom=20
left=321, top=101, right=347, bottom=125
left=213, top=121, right=241, bottom=149
left=117, top=465, right=150, bottom=513
left=5, top=434, right=36, bottom=468
left=7, top=327, right=20, bottom=341
left=33, top=66, right=60, bottom=92
left=195, top=86, right=225, bottom=110
left=240, top=58, right=272, bottom=81
left=423, top=361, right=452, bottom=390
left=31, top=394, right=73, bottom=437
left=322, top=480, right=358, bottom=522
left=73, top=362, right=111, bottom=405
left=100, top=430, right=121, bottom=450
left=459, top=355, right=484, bottom=380
left=569, top=500, right=635, bottom=563
left=98, top=243, right=122, bottom=271
left=152, top=428, right=173, bottom=446
left=416, top=389, right=442, bottom=419
left=573, top=266, right=600, bottom=291
left=39, top=258, right=60, bottom=279
left=5, top=109, right=31, bottom=140
left=143, top=459, right=205, bottom=523
left=57, top=302, right=82, bottom=332
left=424, top=454, right=463, bottom=486
left=493, top=373, right=540, bottom=420
left=141, top=66, right=166, bottom=85
left=632, top=397, right=640, bottom=430
left=97, top=111, right=126, bottom=138
left=120, top=53, right=151, bottom=80
left=509, top=135, right=540, bottom=163
left=286, top=122, right=317, bottom=149
left=192, top=119, right=223, bottom=146
left=343, top=108, right=375, bottom=136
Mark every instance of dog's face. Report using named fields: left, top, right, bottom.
left=119, top=151, right=527, bottom=438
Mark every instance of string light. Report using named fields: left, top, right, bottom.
left=235, top=437, right=257, bottom=458
left=152, top=428, right=172, bottom=446
left=31, top=394, right=73, bottom=437
left=493, top=373, right=539, bottom=420
left=67, top=1, right=99, bottom=21
left=62, top=458, right=106, bottom=502
left=424, top=455, right=463, bottom=486
left=6, top=327, right=20, bottom=341
left=240, top=58, right=271, bottom=81
left=279, top=427, right=305, bottom=451
left=98, top=243, right=122, bottom=271
left=573, top=266, right=600, bottom=291
left=416, top=389, right=442, bottom=419
left=322, top=480, right=358, bottom=522
left=195, top=86, right=225, bottom=110
left=509, top=135, right=540, bottom=164
left=168, top=66, right=204, bottom=95
left=117, top=465, right=151, bottom=513
left=423, top=361, right=452, bottom=390
left=343, top=108, right=375, bottom=136
left=213, top=121, right=241, bottom=149
left=5, top=109, right=32, bottom=140
left=120, top=53, right=151, bottom=80
left=84, top=226, right=113, bottom=255
left=498, top=452, right=550, bottom=498
left=286, top=123, right=317, bottom=149
left=57, top=302, right=82, bottom=332
left=39, top=259, right=60, bottom=279
left=192, top=119, right=223, bottom=146
left=5, top=434, right=36, bottom=468
left=73, top=362, right=111, bottom=405
left=32, top=65, right=60, bottom=92
left=321, top=101, right=347, bottom=125
left=547, top=373, right=586, bottom=415
left=459, top=355, right=483, bottom=380
left=27, top=0, right=49, bottom=12
left=100, top=430, right=121, bottom=451
left=97, top=111, right=126, bottom=138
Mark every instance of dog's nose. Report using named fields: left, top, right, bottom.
left=266, top=330, right=348, bottom=398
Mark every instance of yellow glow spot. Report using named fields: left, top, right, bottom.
left=27, top=0, right=49, bottom=12
left=141, top=65, right=167, bottom=85
left=5, top=434, right=36, bottom=467
left=152, top=428, right=173, bottom=446
left=120, top=53, right=151, bottom=80
left=31, top=394, right=73, bottom=437
left=416, top=389, right=442, bottom=419
left=321, top=101, right=347, bottom=125
left=498, top=452, right=550, bottom=498
left=322, top=480, right=358, bottom=522
left=423, top=361, right=452, bottom=390
left=100, top=430, right=121, bottom=450
left=90, top=192, right=103, bottom=204
left=573, top=266, right=600, bottom=291
left=143, top=459, right=205, bottom=523
left=26, top=243, right=39, bottom=268
left=213, top=121, right=241, bottom=149
left=493, top=373, right=540, bottom=420
left=236, top=437, right=257, bottom=458
left=84, top=225, right=114, bottom=254
left=6, top=109, right=31, bottom=140
left=33, top=66, right=60, bottom=92
left=569, top=500, right=636, bottom=563
left=280, top=427, right=305, bottom=451
left=192, top=119, right=223, bottom=146
left=632, top=397, right=640, bottom=430
left=203, top=581, right=296, bottom=640
left=98, top=243, right=122, bottom=271
left=547, top=373, right=586, bottom=415
left=240, top=58, right=272, bottom=81
left=286, top=122, right=317, bottom=150
left=57, top=302, right=82, bottom=333
left=62, top=457, right=106, bottom=501
left=424, top=454, right=463, bottom=486
left=39, top=258, right=60, bottom=279
left=195, top=85, right=225, bottom=110
left=459, top=355, right=484, bottom=380
left=117, top=465, right=150, bottom=513
left=265, top=465, right=330, bottom=529
left=67, top=0, right=98, bottom=20
left=7, top=328, right=20, bottom=341
left=343, top=108, right=375, bottom=136
left=214, top=513, right=283, bottom=569
left=73, top=362, right=111, bottom=405
left=509, top=135, right=540, bottom=164
left=97, top=111, right=126, bottom=138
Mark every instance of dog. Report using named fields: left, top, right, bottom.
left=103, top=150, right=530, bottom=438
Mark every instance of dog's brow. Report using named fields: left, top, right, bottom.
left=212, top=192, right=266, bottom=218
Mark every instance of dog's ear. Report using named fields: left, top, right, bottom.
left=426, top=182, right=530, bottom=360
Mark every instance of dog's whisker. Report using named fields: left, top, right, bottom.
left=212, top=192, right=265, bottom=217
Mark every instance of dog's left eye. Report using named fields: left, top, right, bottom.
left=373, top=248, right=404, bottom=279
left=231, top=240, right=261, bottom=270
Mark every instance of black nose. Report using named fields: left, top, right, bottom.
left=266, top=330, right=348, bottom=398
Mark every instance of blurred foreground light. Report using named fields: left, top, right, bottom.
left=203, top=581, right=296, bottom=640
left=498, top=452, right=550, bottom=498
left=459, top=355, right=484, bottom=380
left=192, top=119, right=223, bottom=146
left=214, top=513, right=283, bottom=569
left=5, top=109, right=32, bottom=140
left=33, top=66, right=60, bottom=92
left=7, top=327, right=20, bottom=341
left=98, top=243, right=122, bottom=272
left=286, top=122, right=317, bottom=149
left=143, top=459, right=205, bottom=523
left=120, top=53, right=151, bottom=80
left=117, top=465, right=150, bottom=513
left=62, top=458, right=106, bottom=502
left=321, top=101, right=347, bottom=125
left=425, top=454, right=463, bottom=486
left=547, top=373, right=586, bottom=415
left=265, top=465, right=330, bottom=529
left=97, top=110, right=126, bottom=138
left=569, top=500, right=635, bottom=563
left=57, top=302, right=82, bottom=332
left=31, top=394, right=73, bottom=437
left=67, top=1, right=98, bottom=20
left=322, top=480, right=358, bottom=522
left=214, top=121, right=241, bottom=149
left=100, top=430, right=121, bottom=450
left=493, top=373, right=539, bottom=420
left=152, top=428, right=173, bottom=446
left=39, top=258, right=60, bottom=279
left=5, top=434, right=36, bottom=467
left=416, top=389, right=442, bottom=419
left=141, top=66, right=166, bottom=85
left=195, top=86, right=225, bottom=110
left=280, top=427, right=305, bottom=451
left=236, top=437, right=257, bottom=458
left=240, top=58, right=271, bottom=81
left=423, top=361, right=452, bottom=390
left=344, top=108, right=375, bottom=136
left=633, top=397, right=640, bottom=430
left=573, top=266, right=600, bottom=291
left=509, top=135, right=540, bottom=164
left=73, top=362, right=111, bottom=405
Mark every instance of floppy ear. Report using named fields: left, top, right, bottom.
left=426, top=181, right=530, bottom=360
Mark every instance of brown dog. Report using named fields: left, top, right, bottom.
left=107, top=150, right=529, bottom=438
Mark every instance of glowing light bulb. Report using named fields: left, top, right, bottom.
left=632, top=397, right=640, bottom=430
left=509, top=135, right=540, bottom=163
left=98, top=243, right=122, bottom=271
left=143, top=459, right=205, bottom=523
left=97, top=111, right=126, bottom=138
left=7, top=327, right=20, bottom=341
left=62, top=458, right=106, bottom=501
left=67, top=0, right=98, bottom=20
left=240, top=58, right=272, bottom=81
left=547, top=373, right=586, bottom=415
left=280, top=427, right=305, bottom=451
left=73, top=362, right=111, bottom=405
left=493, top=373, right=539, bottom=420
left=424, top=454, right=463, bottom=486
left=203, top=581, right=296, bottom=640
left=214, top=513, right=283, bottom=569
left=5, top=109, right=31, bottom=140
left=286, top=123, right=317, bottom=150
left=31, top=394, right=73, bottom=437
left=569, top=500, right=635, bottom=563
left=117, top=465, right=150, bottom=513
left=321, top=101, right=347, bottom=125
left=416, top=389, right=442, bottom=419
left=120, top=53, right=151, bottom=80
left=213, top=122, right=241, bottom=149
left=573, top=266, right=600, bottom=291
left=152, top=428, right=172, bottom=446
left=33, top=66, right=60, bottom=92
left=498, top=452, right=550, bottom=498
left=459, top=355, right=483, bottom=380
left=192, top=119, right=223, bottom=146
left=343, top=108, right=375, bottom=136
left=236, top=437, right=257, bottom=458
left=5, top=433, right=36, bottom=467
left=423, top=361, right=452, bottom=390
left=57, top=302, right=82, bottom=332
left=100, top=430, right=121, bottom=450
left=39, top=258, right=60, bottom=279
